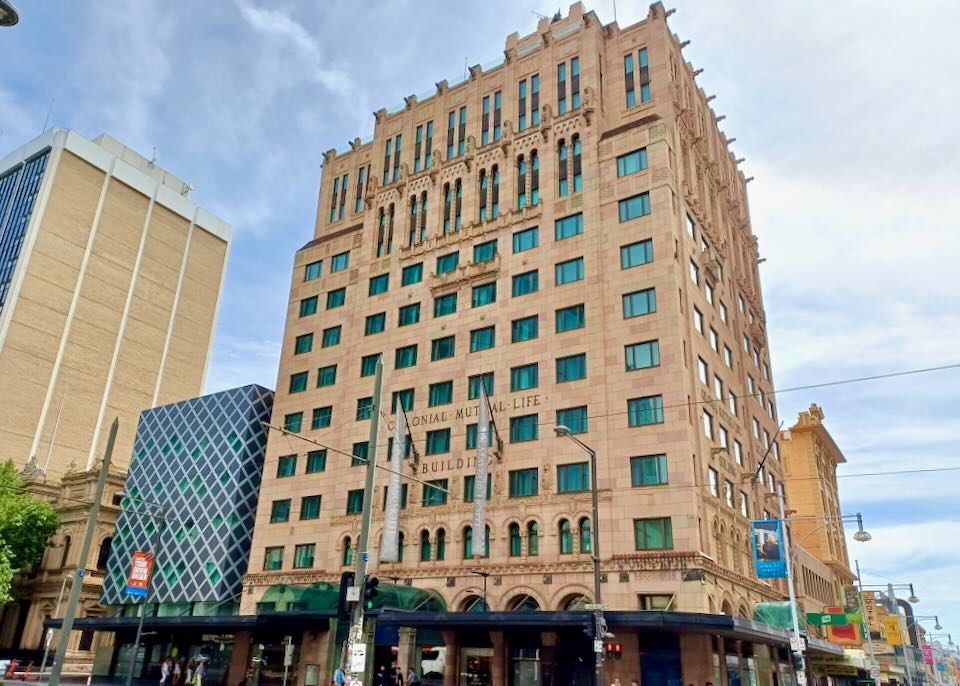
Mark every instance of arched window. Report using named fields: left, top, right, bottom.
left=397, top=531, right=404, bottom=562
left=558, top=139, right=568, bottom=196
left=443, top=183, right=452, bottom=233
left=463, top=526, right=473, bottom=559
left=479, top=170, right=488, bottom=222
left=527, top=522, right=539, bottom=556
left=436, top=528, right=446, bottom=561
left=454, top=179, right=463, bottom=231
left=420, top=530, right=432, bottom=562
left=579, top=517, right=592, bottom=554
left=559, top=519, right=572, bottom=554
left=530, top=150, right=540, bottom=205
left=491, top=166, right=500, bottom=219
left=517, top=155, right=527, bottom=209
left=343, top=537, right=353, bottom=566
left=509, top=523, right=521, bottom=557
left=60, top=535, right=72, bottom=569
left=419, top=191, right=428, bottom=242
left=408, top=196, right=418, bottom=246
left=572, top=134, right=582, bottom=192
left=95, top=537, right=112, bottom=571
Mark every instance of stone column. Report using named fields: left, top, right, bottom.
left=490, top=631, right=506, bottom=686
left=540, top=632, right=557, bottom=686
left=680, top=634, right=715, bottom=686
left=227, top=631, right=253, bottom=686
left=398, top=628, right=418, bottom=678
left=610, top=631, right=640, bottom=686
left=442, top=630, right=459, bottom=686
left=299, top=630, right=331, bottom=686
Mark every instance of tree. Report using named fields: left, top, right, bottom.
left=0, top=461, right=59, bottom=604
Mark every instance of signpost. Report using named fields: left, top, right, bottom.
left=125, top=551, right=155, bottom=598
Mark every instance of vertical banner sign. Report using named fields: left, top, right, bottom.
left=125, top=550, right=154, bottom=597
left=863, top=592, right=881, bottom=633
left=923, top=645, right=934, bottom=666
left=472, top=384, right=491, bottom=556
left=882, top=615, right=903, bottom=645
left=751, top=519, right=787, bottom=578
left=380, top=398, right=406, bottom=562
left=843, top=585, right=860, bottom=613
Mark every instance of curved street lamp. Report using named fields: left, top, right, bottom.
left=0, top=1, right=19, bottom=27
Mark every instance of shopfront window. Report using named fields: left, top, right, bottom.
left=510, top=647, right=541, bottom=686
left=459, top=647, right=493, bottom=686
left=727, top=652, right=743, bottom=686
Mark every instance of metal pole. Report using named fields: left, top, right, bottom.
left=778, top=492, right=805, bottom=673
left=889, top=585, right=915, bottom=686
left=483, top=574, right=487, bottom=611
left=855, top=560, right=879, bottom=686
left=39, top=575, right=71, bottom=679
left=589, top=446, right=604, bottom=686
left=125, top=515, right=164, bottom=686
left=49, top=417, right=118, bottom=686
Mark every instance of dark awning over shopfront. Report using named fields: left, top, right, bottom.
left=43, top=613, right=331, bottom=633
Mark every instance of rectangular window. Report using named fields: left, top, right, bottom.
left=436, top=251, right=460, bottom=274
left=289, top=371, right=308, bottom=394
left=468, top=372, right=494, bottom=400
left=304, top=261, right=322, bottom=281
left=402, top=262, right=423, bottom=286
left=634, top=517, right=673, bottom=550
left=394, top=344, right=417, bottom=369
left=703, top=410, right=714, bottom=439
left=431, top=335, right=456, bottom=361
left=739, top=492, right=749, bottom=518
left=391, top=388, right=414, bottom=414
left=571, top=56, right=580, bottom=108
left=531, top=74, right=540, bottom=125
left=509, top=415, right=539, bottom=443
left=356, top=397, right=373, bottom=421
left=473, top=239, right=498, bottom=263
left=428, top=381, right=453, bottom=407
left=463, top=474, right=492, bottom=502
left=306, top=450, right=326, bottom=473
left=283, top=412, right=303, bottom=433
left=360, top=354, right=380, bottom=377
left=311, top=406, right=332, bottom=429
left=630, top=454, right=668, bottom=486
left=511, top=315, right=539, bottom=343
left=331, top=251, right=350, bottom=272
left=365, top=312, right=386, bottom=335
left=624, top=53, right=636, bottom=108
left=698, top=357, right=709, bottom=385
left=620, top=239, right=653, bottom=269
left=381, top=483, right=408, bottom=509
left=300, top=496, right=321, bottom=520
left=708, top=467, right=719, bottom=496
left=299, top=296, right=318, bottom=317
left=425, top=428, right=451, bottom=455
left=322, top=326, right=341, bottom=347
left=555, top=212, right=583, bottom=240
left=294, top=333, right=313, bottom=355
left=457, top=106, right=467, bottom=156
left=465, top=422, right=494, bottom=450
left=495, top=89, right=503, bottom=138
left=557, top=462, right=589, bottom=493
left=471, top=282, right=497, bottom=307
left=728, top=390, right=738, bottom=417
left=557, top=62, right=567, bottom=114
left=724, top=345, right=733, bottom=368
left=510, top=363, right=539, bottom=391
left=623, top=288, right=657, bottom=318
left=690, top=260, right=700, bottom=285
left=368, top=273, right=389, bottom=296
left=482, top=94, right=491, bottom=145
left=317, top=364, right=337, bottom=387
left=433, top=292, right=457, bottom=317
left=512, top=270, right=539, bottom=297
left=628, top=396, right=664, bottom=426
left=270, top=499, right=291, bottom=523
left=709, top=328, right=719, bottom=352
left=513, top=226, right=539, bottom=253
left=509, top=468, right=539, bottom=496
left=619, top=193, right=651, bottom=222
left=398, top=303, right=420, bottom=326
left=277, top=454, right=297, bottom=478
left=423, top=479, right=449, bottom=507
left=625, top=340, right=660, bottom=370
left=326, top=288, right=346, bottom=309
left=616, top=148, right=649, bottom=177
left=346, top=489, right=364, bottom=514
left=694, top=307, right=704, bottom=333
left=713, top=375, right=723, bottom=399
left=556, top=353, right=587, bottom=383
left=293, top=543, right=315, bottom=569
left=555, top=304, right=585, bottom=332
left=351, top=442, right=369, bottom=467
left=555, top=257, right=584, bottom=285
left=556, top=405, right=588, bottom=434
left=724, top=480, right=735, bottom=508
left=518, top=78, right=528, bottom=131
left=470, top=326, right=495, bottom=352
left=638, top=48, right=650, bottom=102
left=263, top=546, right=283, bottom=571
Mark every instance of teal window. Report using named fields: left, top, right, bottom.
left=391, top=388, right=414, bottom=413
left=434, top=292, right=457, bottom=317
left=304, top=260, right=322, bottom=281
left=342, top=538, right=353, bottom=566
left=623, top=288, right=656, bottom=318
left=528, top=522, right=540, bottom=555
left=365, top=312, right=386, bottom=335
left=331, top=251, right=350, bottom=272
left=386, top=436, right=413, bottom=460
left=556, top=304, right=585, bottom=332
left=402, top=262, right=423, bottom=285
left=509, top=523, right=521, bottom=556
left=465, top=422, right=494, bottom=450
left=398, top=303, right=420, bottom=326
left=470, top=326, right=495, bottom=352
left=555, top=212, right=583, bottom=240
left=468, top=372, right=494, bottom=400
left=558, top=62, right=567, bottom=114
left=557, top=462, right=589, bottom=493
left=555, top=257, right=584, bottom=285
left=326, top=288, right=346, bottom=309
left=474, top=239, right=497, bottom=263
left=283, top=412, right=303, bottom=433
left=512, top=270, right=538, bottom=297
left=508, top=468, right=539, bottom=496
left=639, top=49, right=650, bottom=102
left=382, top=484, right=408, bottom=509
left=429, top=381, right=453, bottom=406
left=556, top=405, right=588, bottom=434
left=571, top=57, right=580, bottom=108
left=559, top=519, right=573, bottom=554
left=618, top=193, right=651, bottom=222
left=436, top=251, right=459, bottom=274
left=289, top=371, right=308, bottom=393
left=509, top=414, right=538, bottom=443
left=616, top=148, right=648, bottom=177
left=263, top=547, right=283, bottom=571
left=431, top=335, right=456, bottom=361
left=621, top=239, right=654, bottom=269
left=628, top=395, right=664, bottom=426
left=317, top=364, right=337, bottom=387
left=513, top=226, right=539, bottom=253
left=463, top=474, right=492, bottom=502
left=356, top=397, right=373, bottom=420
left=277, top=455, right=297, bottom=478
left=511, top=363, right=538, bottom=391
left=471, top=282, right=497, bottom=307
left=630, top=454, right=668, bottom=486
left=634, top=517, right=673, bottom=550
left=368, top=273, right=389, bottom=295
left=579, top=518, right=592, bottom=553
left=625, top=340, right=660, bottom=370
left=300, top=496, right=321, bottom=520
left=395, top=344, right=418, bottom=369
left=270, top=499, right=291, bottom=523
left=293, top=543, right=315, bottom=568
left=462, top=525, right=490, bottom=558
left=299, top=296, right=318, bottom=317
left=511, top=315, right=539, bottom=342
left=294, top=333, right=313, bottom=354
left=423, top=479, right=448, bottom=507
left=556, top=353, right=587, bottom=383
left=311, top=406, right=332, bottom=429
left=425, top=429, right=451, bottom=455
left=346, top=489, right=364, bottom=514
left=420, top=530, right=432, bottom=561
left=360, top=354, right=380, bottom=377
left=306, top=450, right=326, bottom=473
left=351, top=442, right=368, bottom=466
left=321, top=326, right=341, bottom=347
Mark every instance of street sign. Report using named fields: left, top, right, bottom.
left=790, top=637, right=803, bottom=652
left=362, top=551, right=369, bottom=562
left=284, top=642, right=294, bottom=667
left=346, top=586, right=361, bottom=602
left=584, top=603, right=608, bottom=610
left=806, top=612, right=862, bottom=626
left=349, top=643, right=367, bottom=673
left=796, top=673, right=807, bottom=685
left=593, top=640, right=604, bottom=654
left=870, top=667, right=881, bottom=680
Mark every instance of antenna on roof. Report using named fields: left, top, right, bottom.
left=40, top=98, right=55, bottom=135
left=150, top=147, right=158, bottom=166
left=530, top=10, right=548, bottom=19
left=552, top=9, right=562, bottom=22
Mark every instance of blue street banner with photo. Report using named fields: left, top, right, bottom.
left=751, top=519, right=786, bottom=578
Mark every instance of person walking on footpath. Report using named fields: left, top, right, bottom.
left=161, top=656, right=175, bottom=686
left=406, top=667, right=419, bottom=686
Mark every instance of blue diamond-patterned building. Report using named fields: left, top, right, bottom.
left=101, top=384, right=274, bottom=606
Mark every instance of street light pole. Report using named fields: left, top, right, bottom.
left=888, top=585, right=915, bottom=686
left=774, top=491, right=805, bottom=676
left=855, top=560, right=880, bottom=686
left=471, top=571, right=489, bottom=611
left=125, top=509, right=165, bottom=686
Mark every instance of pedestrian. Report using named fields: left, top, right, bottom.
left=194, top=658, right=207, bottom=686
left=186, top=660, right=196, bottom=686
left=173, top=658, right=183, bottom=686
left=375, top=666, right=387, bottom=686
left=610, top=678, right=622, bottom=686
left=406, top=668, right=419, bottom=686
left=333, top=666, right=345, bottom=686
left=161, top=656, right=175, bottom=686
left=394, top=667, right=404, bottom=686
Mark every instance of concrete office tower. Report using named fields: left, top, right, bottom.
left=0, top=129, right=231, bottom=479
left=246, top=4, right=794, bottom=682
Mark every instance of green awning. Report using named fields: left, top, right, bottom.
left=753, top=601, right=804, bottom=630
left=258, top=582, right=446, bottom=614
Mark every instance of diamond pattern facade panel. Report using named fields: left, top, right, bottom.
left=101, top=384, right=274, bottom=605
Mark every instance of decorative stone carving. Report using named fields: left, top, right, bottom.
left=469, top=64, right=482, bottom=81
left=541, top=464, right=553, bottom=492
left=373, top=108, right=388, bottom=124
left=404, top=95, right=417, bottom=110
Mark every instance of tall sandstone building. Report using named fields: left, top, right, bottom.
left=246, top=1, right=786, bottom=622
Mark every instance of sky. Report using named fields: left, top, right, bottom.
left=3, top=0, right=959, bottom=641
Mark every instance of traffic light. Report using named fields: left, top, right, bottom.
left=605, top=643, right=614, bottom=659
left=363, top=575, right=380, bottom=610
left=791, top=653, right=805, bottom=673
left=337, top=571, right=355, bottom=620
left=613, top=643, right=622, bottom=660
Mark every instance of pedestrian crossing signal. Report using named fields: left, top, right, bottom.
left=605, top=643, right=622, bottom=660
left=364, top=576, right=380, bottom=610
